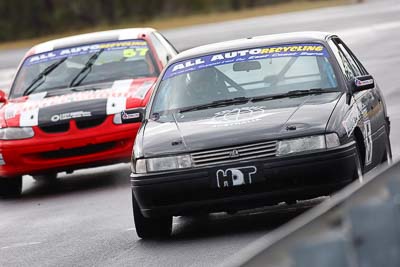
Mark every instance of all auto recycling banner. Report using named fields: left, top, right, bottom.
left=163, top=43, right=329, bottom=80
left=24, top=39, right=150, bottom=66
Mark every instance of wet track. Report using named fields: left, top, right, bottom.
left=1, top=0, right=400, bottom=266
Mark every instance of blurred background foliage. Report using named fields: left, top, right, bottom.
left=0, top=0, right=338, bottom=42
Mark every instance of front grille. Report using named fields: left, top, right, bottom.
left=41, top=142, right=116, bottom=159
left=191, top=140, right=277, bottom=167
left=76, top=117, right=106, bottom=129
left=39, top=123, right=70, bottom=133
left=38, top=116, right=107, bottom=133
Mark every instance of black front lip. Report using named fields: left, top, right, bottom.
left=131, top=142, right=357, bottom=217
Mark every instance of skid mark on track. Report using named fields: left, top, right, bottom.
left=0, top=68, right=15, bottom=94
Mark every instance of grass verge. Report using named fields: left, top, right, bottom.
left=0, top=0, right=351, bottom=50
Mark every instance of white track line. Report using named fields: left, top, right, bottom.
left=1, top=241, right=41, bottom=250
left=338, top=21, right=400, bottom=42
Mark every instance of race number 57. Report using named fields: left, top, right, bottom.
left=123, top=48, right=149, bottom=57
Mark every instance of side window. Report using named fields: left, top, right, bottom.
left=154, top=32, right=178, bottom=57
left=338, top=43, right=362, bottom=77
left=149, top=34, right=169, bottom=67
left=338, top=42, right=368, bottom=75
left=329, top=39, right=356, bottom=80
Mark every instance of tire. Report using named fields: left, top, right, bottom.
left=381, top=132, right=392, bottom=165
left=132, top=190, right=172, bottom=239
left=32, top=172, right=58, bottom=182
left=381, top=149, right=392, bottom=165
left=354, top=142, right=364, bottom=183
left=0, top=176, right=23, bottom=198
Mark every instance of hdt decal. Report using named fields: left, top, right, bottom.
left=216, top=166, right=257, bottom=188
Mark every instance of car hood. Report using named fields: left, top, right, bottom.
left=1, top=78, right=156, bottom=127
left=141, top=92, right=342, bottom=157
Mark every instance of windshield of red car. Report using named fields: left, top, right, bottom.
left=10, top=39, right=159, bottom=98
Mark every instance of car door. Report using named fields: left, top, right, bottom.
left=329, top=37, right=387, bottom=171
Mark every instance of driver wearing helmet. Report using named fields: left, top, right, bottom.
left=184, top=67, right=228, bottom=106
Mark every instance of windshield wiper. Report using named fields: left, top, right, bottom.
left=70, top=86, right=102, bottom=92
left=178, top=89, right=336, bottom=113
left=287, top=88, right=330, bottom=95
left=250, top=88, right=335, bottom=102
left=22, top=57, right=68, bottom=96
left=69, top=49, right=104, bottom=88
left=179, top=97, right=250, bottom=113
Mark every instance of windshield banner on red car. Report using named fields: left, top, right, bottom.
left=163, top=43, right=329, bottom=80
left=24, top=39, right=150, bottom=66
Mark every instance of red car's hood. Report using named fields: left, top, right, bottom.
left=1, top=78, right=156, bottom=127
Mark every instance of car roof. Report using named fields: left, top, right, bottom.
left=30, top=28, right=157, bottom=55
left=170, top=31, right=336, bottom=64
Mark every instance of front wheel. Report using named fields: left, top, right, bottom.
left=0, top=176, right=23, bottom=198
left=132, top=190, right=172, bottom=239
left=381, top=131, right=392, bottom=165
left=354, top=143, right=364, bottom=183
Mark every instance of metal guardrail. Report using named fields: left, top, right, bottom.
left=222, top=160, right=400, bottom=267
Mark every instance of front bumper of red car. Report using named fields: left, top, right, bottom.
left=0, top=116, right=140, bottom=178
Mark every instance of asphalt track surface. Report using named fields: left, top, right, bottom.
left=1, top=0, right=400, bottom=266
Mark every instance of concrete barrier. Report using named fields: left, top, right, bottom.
left=222, top=161, right=399, bottom=267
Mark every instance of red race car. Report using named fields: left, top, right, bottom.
left=0, top=28, right=177, bottom=197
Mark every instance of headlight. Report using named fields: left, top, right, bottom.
left=277, top=133, right=340, bottom=156
left=135, top=154, right=192, bottom=173
left=113, top=113, right=122, bottom=124
left=325, top=133, right=341, bottom=148
left=135, top=158, right=147, bottom=174
left=0, top=127, right=34, bottom=140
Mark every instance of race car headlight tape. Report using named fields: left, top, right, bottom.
left=0, top=127, right=34, bottom=140
left=135, top=155, right=192, bottom=173
left=276, top=133, right=340, bottom=156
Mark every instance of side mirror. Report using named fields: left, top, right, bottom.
left=353, top=75, right=375, bottom=92
left=0, top=90, right=7, bottom=103
left=121, top=108, right=145, bottom=124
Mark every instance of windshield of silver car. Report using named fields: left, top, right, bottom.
left=152, top=43, right=338, bottom=116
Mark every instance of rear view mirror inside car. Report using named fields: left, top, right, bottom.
left=233, top=61, right=261, bottom=72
